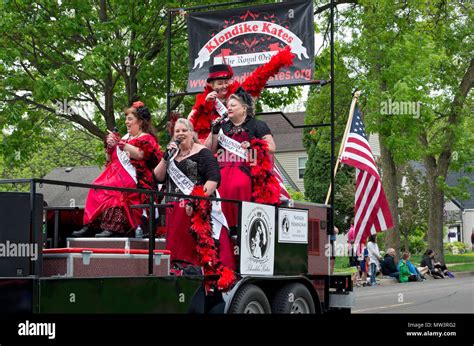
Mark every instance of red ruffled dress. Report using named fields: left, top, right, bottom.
left=190, top=47, right=294, bottom=143
left=216, top=117, right=272, bottom=228
left=83, top=133, right=162, bottom=234
left=162, top=148, right=236, bottom=270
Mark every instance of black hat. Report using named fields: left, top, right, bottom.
left=207, top=64, right=233, bottom=83
left=234, top=87, right=253, bottom=107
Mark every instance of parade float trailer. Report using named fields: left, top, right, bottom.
left=0, top=0, right=352, bottom=315
left=0, top=181, right=353, bottom=314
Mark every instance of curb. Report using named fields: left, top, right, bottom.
left=452, top=271, right=474, bottom=278
left=355, top=271, right=474, bottom=287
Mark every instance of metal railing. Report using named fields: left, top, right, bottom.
left=0, top=178, right=242, bottom=277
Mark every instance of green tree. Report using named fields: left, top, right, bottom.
left=0, top=1, right=300, bottom=177
left=398, top=164, right=429, bottom=253
left=304, top=46, right=356, bottom=233
left=334, top=0, right=473, bottom=263
left=310, top=1, right=473, bottom=263
left=0, top=120, right=102, bottom=184
left=0, top=0, right=193, bottom=165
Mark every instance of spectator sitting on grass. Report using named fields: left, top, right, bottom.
left=380, top=248, right=399, bottom=280
left=420, top=249, right=449, bottom=279
left=404, top=258, right=428, bottom=281
left=397, top=257, right=427, bottom=281
left=399, top=252, right=418, bottom=283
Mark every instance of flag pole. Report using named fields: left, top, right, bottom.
left=325, top=90, right=361, bottom=205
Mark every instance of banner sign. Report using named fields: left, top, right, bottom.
left=186, top=0, right=314, bottom=92
left=278, top=208, right=308, bottom=244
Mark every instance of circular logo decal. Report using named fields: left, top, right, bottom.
left=248, top=218, right=269, bottom=259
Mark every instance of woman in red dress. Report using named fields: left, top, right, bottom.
left=205, top=88, right=278, bottom=229
left=72, top=101, right=162, bottom=238
left=154, top=118, right=235, bottom=289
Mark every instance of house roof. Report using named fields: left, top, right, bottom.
left=258, top=112, right=306, bottom=152
left=411, top=161, right=474, bottom=210
left=38, top=166, right=102, bottom=207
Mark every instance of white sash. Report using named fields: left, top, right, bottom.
left=116, top=146, right=137, bottom=184
left=217, top=129, right=247, bottom=159
left=209, top=190, right=228, bottom=240
left=116, top=134, right=157, bottom=219
left=215, top=98, right=228, bottom=117
left=167, top=158, right=228, bottom=239
left=168, top=159, right=195, bottom=195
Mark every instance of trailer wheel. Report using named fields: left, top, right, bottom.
left=229, top=284, right=271, bottom=314
left=271, top=283, right=315, bottom=314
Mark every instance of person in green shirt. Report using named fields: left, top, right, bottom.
left=399, top=252, right=417, bottom=283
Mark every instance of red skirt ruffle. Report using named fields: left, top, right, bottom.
left=165, top=202, right=236, bottom=270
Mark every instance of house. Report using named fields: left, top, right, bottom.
left=408, top=161, right=474, bottom=250
left=259, top=112, right=306, bottom=192
left=445, top=168, right=474, bottom=250
left=38, top=166, right=101, bottom=207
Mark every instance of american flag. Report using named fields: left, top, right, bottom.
left=340, top=107, right=393, bottom=247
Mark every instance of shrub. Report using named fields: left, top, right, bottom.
left=286, top=187, right=307, bottom=202
left=408, top=234, right=426, bottom=254
left=444, top=241, right=468, bottom=254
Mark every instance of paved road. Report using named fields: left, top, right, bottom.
left=352, top=275, right=474, bottom=313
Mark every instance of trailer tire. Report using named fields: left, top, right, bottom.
left=271, top=283, right=315, bottom=314
left=228, top=284, right=271, bottom=314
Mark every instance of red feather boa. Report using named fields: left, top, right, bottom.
left=189, top=186, right=236, bottom=291
left=250, top=139, right=280, bottom=205
left=239, top=46, right=294, bottom=97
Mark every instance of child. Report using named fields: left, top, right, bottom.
left=399, top=253, right=418, bottom=283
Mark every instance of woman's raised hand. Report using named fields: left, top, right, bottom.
left=241, top=141, right=250, bottom=149
left=106, top=132, right=119, bottom=148
left=205, top=91, right=218, bottom=102
left=167, top=141, right=179, bottom=152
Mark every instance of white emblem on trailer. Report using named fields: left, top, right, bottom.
left=240, top=202, right=275, bottom=275
left=278, top=208, right=308, bottom=244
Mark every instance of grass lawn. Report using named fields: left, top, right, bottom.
left=410, top=252, right=474, bottom=265
left=448, top=263, right=474, bottom=272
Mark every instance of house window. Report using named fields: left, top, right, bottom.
left=298, top=156, right=307, bottom=179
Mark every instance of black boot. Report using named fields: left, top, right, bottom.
left=95, top=230, right=119, bottom=238
left=71, top=226, right=95, bottom=237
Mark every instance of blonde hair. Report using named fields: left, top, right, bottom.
left=174, top=118, right=199, bottom=143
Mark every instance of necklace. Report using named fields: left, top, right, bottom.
left=232, top=117, right=246, bottom=127
left=130, top=131, right=142, bottom=139
left=178, top=143, right=194, bottom=158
